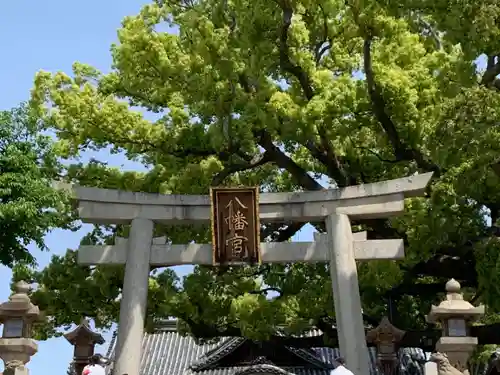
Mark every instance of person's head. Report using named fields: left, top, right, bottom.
left=89, top=353, right=108, bottom=366
left=334, top=357, right=345, bottom=367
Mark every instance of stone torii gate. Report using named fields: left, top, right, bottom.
left=65, top=172, right=432, bottom=375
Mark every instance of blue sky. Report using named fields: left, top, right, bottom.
left=0, top=2, right=315, bottom=374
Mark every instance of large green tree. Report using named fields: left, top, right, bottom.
left=0, top=104, right=74, bottom=267
left=19, top=0, right=500, bottom=342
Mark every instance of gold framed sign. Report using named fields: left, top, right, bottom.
left=210, top=187, right=261, bottom=265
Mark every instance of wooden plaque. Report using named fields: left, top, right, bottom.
left=210, top=187, right=261, bottom=265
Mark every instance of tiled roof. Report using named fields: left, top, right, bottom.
left=137, top=330, right=336, bottom=375
left=106, top=321, right=430, bottom=375
left=189, top=336, right=332, bottom=372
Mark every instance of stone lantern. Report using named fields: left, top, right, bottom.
left=64, top=318, right=105, bottom=375
left=366, top=316, right=406, bottom=375
left=426, top=279, right=485, bottom=372
left=0, top=281, right=40, bottom=375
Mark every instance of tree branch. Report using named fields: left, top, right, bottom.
left=260, top=222, right=311, bottom=242
left=388, top=281, right=473, bottom=298
left=113, top=85, right=166, bottom=112
left=211, top=151, right=271, bottom=186
left=407, top=252, right=477, bottom=279
left=302, top=139, right=354, bottom=187
left=362, top=314, right=381, bottom=327
left=316, top=315, right=338, bottom=342
left=275, top=222, right=312, bottom=242
left=277, top=0, right=315, bottom=100
left=481, top=55, right=500, bottom=90
left=413, top=14, right=442, bottom=51
left=314, top=3, right=332, bottom=65
left=388, top=251, right=478, bottom=298
left=363, top=36, right=441, bottom=176
left=61, top=124, right=227, bottom=162
left=354, top=218, right=403, bottom=240
left=256, top=129, right=324, bottom=191
left=241, top=70, right=352, bottom=190
left=249, top=287, right=283, bottom=299
left=354, top=146, right=401, bottom=164
left=490, top=159, right=500, bottom=180
left=237, top=73, right=326, bottom=242
left=247, top=1, right=351, bottom=187
left=236, top=73, right=324, bottom=193
left=256, top=130, right=328, bottom=240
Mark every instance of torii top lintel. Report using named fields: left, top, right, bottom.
left=57, top=173, right=432, bottom=225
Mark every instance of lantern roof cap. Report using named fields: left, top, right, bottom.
left=366, top=316, right=405, bottom=344
left=0, top=281, right=40, bottom=322
left=427, top=279, right=484, bottom=323
left=64, top=318, right=105, bottom=345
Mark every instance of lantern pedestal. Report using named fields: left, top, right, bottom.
left=0, top=338, right=38, bottom=375
left=0, top=338, right=38, bottom=363
left=435, top=336, right=478, bottom=372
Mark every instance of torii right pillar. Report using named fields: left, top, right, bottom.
left=327, top=213, right=371, bottom=374
left=324, top=173, right=431, bottom=375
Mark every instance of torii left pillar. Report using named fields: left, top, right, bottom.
left=113, top=218, right=154, bottom=375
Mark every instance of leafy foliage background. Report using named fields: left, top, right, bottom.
left=4, top=0, right=500, bottom=345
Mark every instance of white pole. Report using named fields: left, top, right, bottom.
left=113, top=218, right=154, bottom=375
left=326, top=213, right=371, bottom=375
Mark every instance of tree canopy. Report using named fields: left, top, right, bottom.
left=0, top=104, right=74, bottom=267
left=16, top=0, right=500, bottom=342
